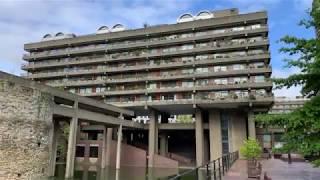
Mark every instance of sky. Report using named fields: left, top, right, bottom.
left=0, top=0, right=315, bottom=97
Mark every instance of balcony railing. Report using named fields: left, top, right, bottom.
left=103, top=93, right=273, bottom=106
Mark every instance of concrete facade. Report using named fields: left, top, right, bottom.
left=20, top=8, right=274, bottom=170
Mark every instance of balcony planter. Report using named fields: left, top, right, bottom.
left=240, top=138, right=262, bottom=178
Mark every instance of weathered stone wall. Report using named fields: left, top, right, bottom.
left=0, top=80, right=53, bottom=180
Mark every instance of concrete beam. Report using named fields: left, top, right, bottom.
left=53, top=104, right=143, bottom=129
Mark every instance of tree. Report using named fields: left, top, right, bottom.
left=256, top=0, right=320, bottom=167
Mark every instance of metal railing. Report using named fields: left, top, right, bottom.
left=169, top=151, right=239, bottom=180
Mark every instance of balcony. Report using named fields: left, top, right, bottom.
left=105, top=92, right=274, bottom=109
left=21, top=51, right=270, bottom=73
left=76, top=81, right=272, bottom=97
left=22, top=28, right=268, bottom=61
left=105, top=67, right=272, bottom=83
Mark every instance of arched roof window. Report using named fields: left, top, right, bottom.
left=196, top=11, right=213, bottom=20
left=97, top=26, right=110, bottom=34
left=55, top=32, right=64, bottom=37
left=177, top=13, right=193, bottom=23
left=111, top=24, right=125, bottom=32
left=43, top=34, right=52, bottom=39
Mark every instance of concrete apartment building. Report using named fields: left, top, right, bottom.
left=21, top=8, right=273, bottom=167
left=256, top=96, right=308, bottom=151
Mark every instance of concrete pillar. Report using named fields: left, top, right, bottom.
left=195, top=108, right=204, bottom=166
left=148, top=109, right=158, bottom=167
left=48, top=120, right=60, bottom=177
left=116, top=116, right=123, bottom=170
left=231, top=112, right=247, bottom=155
left=65, top=102, right=78, bottom=179
left=159, top=134, right=168, bottom=156
left=65, top=117, right=78, bottom=178
left=209, top=110, right=222, bottom=161
left=101, top=126, right=110, bottom=169
left=248, top=110, right=256, bottom=139
left=105, top=128, right=113, bottom=167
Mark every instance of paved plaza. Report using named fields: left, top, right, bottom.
left=224, top=159, right=320, bottom=180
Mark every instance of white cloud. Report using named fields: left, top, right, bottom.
left=272, top=67, right=302, bottom=97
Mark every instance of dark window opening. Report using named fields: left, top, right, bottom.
left=89, top=146, right=99, bottom=158
left=76, top=146, right=85, bottom=157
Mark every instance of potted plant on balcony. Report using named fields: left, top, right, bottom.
left=240, top=138, right=262, bottom=178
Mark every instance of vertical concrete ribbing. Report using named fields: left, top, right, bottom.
left=148, top=109, right=158, bottom=167
left=195, top=108, right=204, bottom=166
left=209, top=110, right=222, bottom=161
left=248, top=110, right=256, bottom=139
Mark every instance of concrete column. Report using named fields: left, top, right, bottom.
left=101, top=126, right=107, bottom=169
left=116, top=115, right=124, bottom=170
left=48, top=120, right=60, bottom=177
left=105, top=128, right=113, bottom=167
left=195, top=108, right=204, bottom=166
left=248, top=110, right=256, bottom=139
left=231, top=112, right=247, bottom=156
left=65, top=117, right=78, bottom=178
left=148, top=109, right=158, bottom=167
left=159, top=134, right=168, bottom=156
left=65, top=102, right=78, bottom=179
left=209, top=110, right=222, bottom=161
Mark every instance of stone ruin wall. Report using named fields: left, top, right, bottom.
left=0, top=80, right=54, bottom=180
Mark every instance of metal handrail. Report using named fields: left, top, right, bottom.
left=169, top=151, right=239, bottom=180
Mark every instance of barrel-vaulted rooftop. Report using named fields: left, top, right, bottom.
left=24, top=11, right=267, bottom=51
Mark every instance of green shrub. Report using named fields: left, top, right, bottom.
left=240, top=138, right=262, bottom=160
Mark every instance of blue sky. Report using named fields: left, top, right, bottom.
left=0, top=0, right=315, bottom=97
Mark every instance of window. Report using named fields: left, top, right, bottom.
left=89, top=146, right=99, bottom=158
left=214, top=66, right=227, bottom=72
left=232, top=26, right=245, bottom=31
left=233, top=64, right=245, bottom=70
left=195, top=55, right=208, bottom=61
left=181, top=44, right=194, bottom=50
left=196, top=67, right=208, bottom=73
left=221, top=112, right=230, bottom=155
left=251, top=24, right=261, bottom=30
left=255, top=76, right=265, bottom=83
left=148, top=83, right=157, bottom=89
left=76, top=146, right=85, bottom=157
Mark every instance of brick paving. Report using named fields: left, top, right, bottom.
left=224, top=158, right=320, bottom=180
